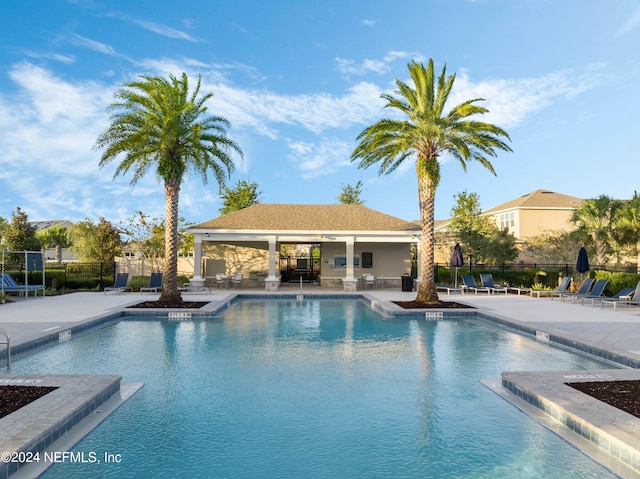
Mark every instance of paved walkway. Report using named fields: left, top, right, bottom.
left=2, top=288, right=640, bottom=365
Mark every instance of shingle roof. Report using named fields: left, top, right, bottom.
left=190, top=204, right=418, bottom=232
left=482, top=189, right=583, bottom=214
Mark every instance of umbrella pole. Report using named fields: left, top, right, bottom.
left=455, top=267, right=458, bottom=287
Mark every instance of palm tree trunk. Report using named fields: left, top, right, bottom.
left=415, top=173, right=439, bottom=303
left=158, top=178, right=183, bottom=304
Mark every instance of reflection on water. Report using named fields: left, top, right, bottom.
left=11, top=299, right=617, bottom=479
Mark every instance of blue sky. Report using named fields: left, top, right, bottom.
left=1, top=0, right=639, bottom=227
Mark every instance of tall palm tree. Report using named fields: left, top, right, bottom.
left=570, top=195, right=621, bottom=266
left=96, top=73, right=242, bottom=304
left=351, top=60, right=511, bottom=303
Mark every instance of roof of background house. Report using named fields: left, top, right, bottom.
left=29, top=220, right=73, bottom=231
left=190, top=204, right=419, bottom=232
left=482, top=189, right=583, bottom=214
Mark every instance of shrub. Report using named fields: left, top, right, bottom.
left=593, top=271, right=640, bottom=296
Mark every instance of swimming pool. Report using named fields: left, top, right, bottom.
left=11, top=299, right=619, bottom=478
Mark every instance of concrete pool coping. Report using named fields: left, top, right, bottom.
left=3, top=288, right=640, bottom=477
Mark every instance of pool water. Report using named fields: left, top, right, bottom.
left=12, top=299, right=618, bottom=478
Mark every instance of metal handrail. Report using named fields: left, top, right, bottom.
left=0, top=327, right=10, bottom=370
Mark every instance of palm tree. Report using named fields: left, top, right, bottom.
left=570, top=195, right=621, bottom=266
left=37, top=225, right=68, bottom=262
left=615, top=191, right=640, bottom=272
left=96, top=73, right=243, bottom=304
left=351, top=60, right=511, bottom=303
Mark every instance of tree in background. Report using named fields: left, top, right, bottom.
left=67, top=218, right=122, bottom=263
left=219, top=179, right=261, bottom=215
left=448, top=191, right=491, bottom=261
left=351, top=60, right=511, bottom=303
left=0, top=216, right=7, bottom=239
left=4, top=207, right=40, bottom=255
left=337, top=181, right=365, bottom=205
left=37, top=225, right=69, bottom=262
left=615, top=191, right=640, bottom=272
left=120, top=212, right=194, bottom=271
left=570, top=195, right=621, bottom=265
left=482, top=227, right=518, bottom=264
left=448, top=190, right=517, bottom=263
left=96, top=73, right=242, bottom=304
left=522, top=230, right=585, bottom=264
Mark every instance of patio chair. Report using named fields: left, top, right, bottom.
left=363, top=274, right=376, bottom=289
left=573, top=279, right=609, bottom=305
left=480, top=273, right=507, bottom=295
left=104, top=273, right=131, bottom=294
left=601, top=281, right=640, bottom=310
left=140, top=272, right=163, bottom=293
left=460, top=275, right=491, bottom=295
left=584, top=286, right=634, bottom=307
left=557, top=278, right=595, bottom=302
left=216, top=274, right=228, bottom=289
left=530, top=276, right=571, bottom=298
left=232, top=273, right=244, bottom=288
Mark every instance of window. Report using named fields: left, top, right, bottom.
left=362, top=252, right=373, bottom=268
left=334, top=255, right=360, bottom=269
left=499, top=212, right=515, bottom=231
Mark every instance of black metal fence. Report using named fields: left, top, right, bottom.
left=2, top=262, right=116, bottom=291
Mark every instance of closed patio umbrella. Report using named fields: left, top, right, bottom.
left=576, top=246, right=590, bottom=281
left=450, top=243, right=464, bottom=287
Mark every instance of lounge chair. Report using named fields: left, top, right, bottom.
left=0, top=273, right=45, bottom=297
left=530, top=276, right=571, bottom=298
left=584, top=286, right=634, bottom=307
left=573, top=279, right=608, bottom=305
left=140, top=272, right=163, bottom=293
left=601, top=281, right=640, bottom=310
left=460, top=275, right=491, bottom=295
left=104, top=273, right=131, bottom=294
left=557, top=278, right=595, bottom=302
left=480, top=273, right=508, bottom=295
left=436, top=284, right=463, bottom=295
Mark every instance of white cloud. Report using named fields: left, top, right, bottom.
left=69, top=34, right=119, bottom=56
left=335, top=50, right=421, bottom=77
left=445, top=68, right=602, bottom=128
left=286, top=138, right=352, bottom=179
left=614, top=6, right=640, bottom=39
left=200, top=80, right=385, bottom=137
left=129, top=18, right=200, bottom=42
left=362, top=19, right=376, bottom=27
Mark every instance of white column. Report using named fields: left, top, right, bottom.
left=345, top=237, right=355, bottom=280
left=343, top=236, right=357, bottom=292
left=192, top=234, right=203, bottom=280
left=265, top=236, right=280, bottom=291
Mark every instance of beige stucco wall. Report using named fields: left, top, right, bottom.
left=319, top=242, right=412, bottom=278
left=516, top=209, right=574, bottom=239
left=202, top=242, right=270, bottom=277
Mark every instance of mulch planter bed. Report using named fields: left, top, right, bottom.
left=0, top=386, right=58, bottom=419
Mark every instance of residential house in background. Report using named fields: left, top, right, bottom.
left=434, top=189, right=584, bottom=263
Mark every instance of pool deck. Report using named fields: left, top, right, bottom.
left=3, top=287, right=640, bottom=478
